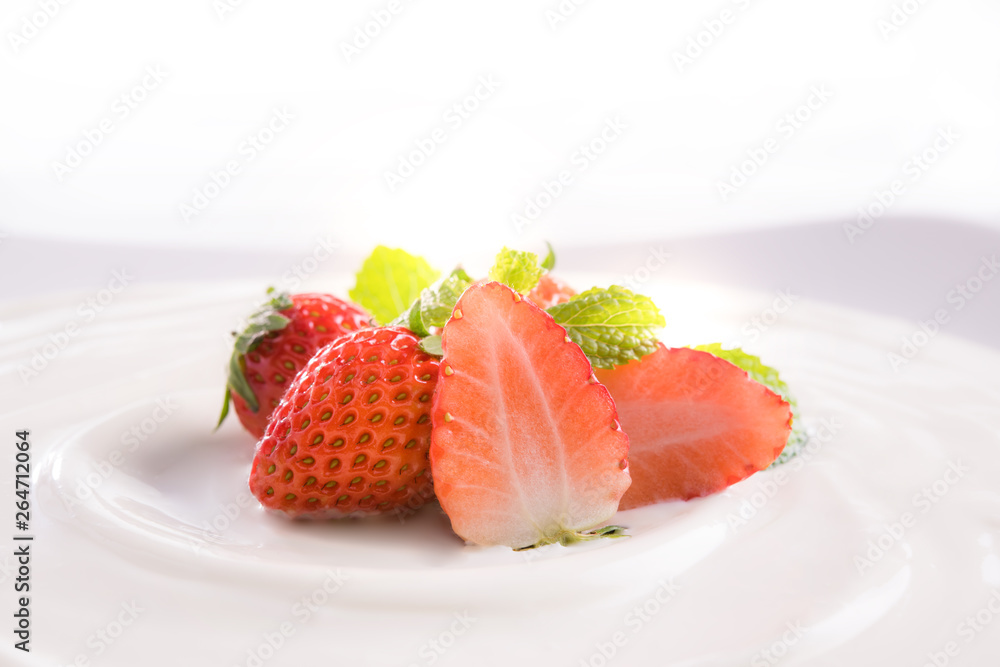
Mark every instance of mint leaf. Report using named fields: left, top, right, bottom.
left=218, top=288, right=293, bottom=428
left=540, top=242, right=556, bottom=271
left=393, top=267, right=474, bottom=338
left=419, top=268, right=474, bottom=331
left=349, top=246, right=440, bottom=325
left=547, top=286, right=665, bottom=369
left=692, top=343, right=805, bottom=466
left=488, top=247, right=543, bottom=294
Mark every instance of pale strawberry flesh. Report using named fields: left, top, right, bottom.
left=430, top=282, right=631, bottom=548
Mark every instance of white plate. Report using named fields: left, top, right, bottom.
left=4, top=280, right=1000, bottom=666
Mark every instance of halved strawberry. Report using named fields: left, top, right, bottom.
left=595, top=345, right=792, bottom=508
left=430, top=281, right=631, bottom=549
left=525, top=273, right=577, bottom=309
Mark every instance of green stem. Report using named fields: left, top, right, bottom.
left=514, top=525, right=629, bottom=551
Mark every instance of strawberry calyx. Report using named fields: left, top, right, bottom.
left=391, top=267, right=474, bottom=338
left=217, top=288, right=294, bottom=428
left=385, top=245, right=556, bottom=355
left=540, top=241, right=556, bottom=271
left=418, top=334, right=442, bottom=356
left=513, top=524, right=630, bottom=551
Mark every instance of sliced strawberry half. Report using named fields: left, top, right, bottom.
left=595, top=345, right=792, bottom=508
left=430, top=281, right=631, bottom=549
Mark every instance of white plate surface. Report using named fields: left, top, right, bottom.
left=2, top=279, right=999, bottom=666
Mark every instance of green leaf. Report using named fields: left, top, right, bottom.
left=540, top=242, right=556, bottom=271
left=349, top=246, right=440, bottom=325
left=217, top=386, right=232, bottom=429
left=419, top=335, right=443, bottom=356
left=514, top=524, right=630, bottom=551
left=547, top=285, right=665, bottom=370
left=692, top=343, right=805, bottom=466
left=392, top=267, right=474, bottom=337
left=488, top=247, right=543, bottom=294
left=421, top=268, right=473, bottom=328
left=404, top=299, right=428, bottom=337
left=217, top=288, right=294, bottom=428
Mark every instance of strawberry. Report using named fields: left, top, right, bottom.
left=249, top=326, right=439, bottom=518
left=430, top=281, right=631, bottom=549
left=525, top=273, right=577, bottom=309
left=219, top=290, right=370, bottom=439
left=594, top=345, right=792, bottom=508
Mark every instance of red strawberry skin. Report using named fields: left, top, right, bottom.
left=233, top=294, right=370, bottom=439
left=249, top=327, right=439, bottom=518
left=526, top=274, right=577, bottom=309
left=595, top=345, right=791, bottom=508
left=430, top=281, right=631, bottom=548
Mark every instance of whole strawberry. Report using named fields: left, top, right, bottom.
left=219, top=289, right=370, bottom=439
left=249, top=326, right=439, bottom=518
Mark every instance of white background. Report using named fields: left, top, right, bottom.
left=1, top=0, right=998, bottom=263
